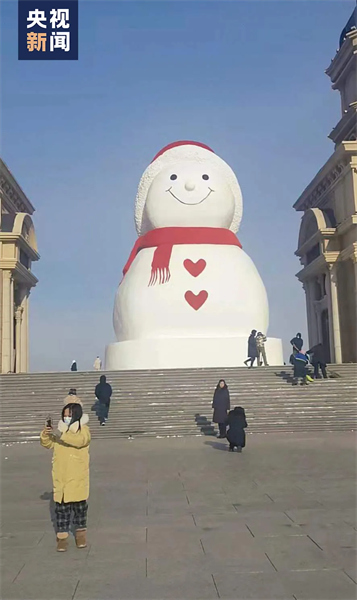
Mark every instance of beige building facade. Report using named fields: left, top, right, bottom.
left=0, top=159, right=39, bottom=373
left=294, top=11, right=357, bottom=364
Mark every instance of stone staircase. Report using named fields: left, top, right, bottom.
left=0, top=365, right=356, bottom=443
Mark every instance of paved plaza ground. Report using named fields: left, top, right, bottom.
left=1, top=432, right=356, bottom=600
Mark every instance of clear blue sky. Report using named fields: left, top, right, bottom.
left=1, top=0, right=355, bottom=371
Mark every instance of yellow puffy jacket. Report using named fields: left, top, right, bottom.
left=40, top=415, right=91, bottom=503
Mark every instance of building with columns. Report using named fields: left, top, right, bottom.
left=0, top=159, right=39, bottom=373
left=294, top=8, right=357, bottom=364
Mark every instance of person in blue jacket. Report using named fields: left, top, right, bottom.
left=292, top=351, right=314, bottom=385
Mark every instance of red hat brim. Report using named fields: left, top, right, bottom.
left=151, top=141, right=214, bottom=163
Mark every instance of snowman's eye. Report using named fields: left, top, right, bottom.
left=202, top=174, right=209, bottom=180
left=170, top=174, right=177, bottom=181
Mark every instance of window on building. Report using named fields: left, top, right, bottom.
left=20, top=249, right=30, bottom=269
left=306, top=244, right=320, bottom=265
left=323, top=209, right=337, bottom=228
left=314, top=279, right=323, bottom=301
left=1, top=214, right=15, bottom=232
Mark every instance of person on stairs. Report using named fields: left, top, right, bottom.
left=71, top=360, right=78, bottom=372
left=244, top=330, right=258, bottom=368
left=292, top=351, right=314, bottom=385
left=95, top=375, right=113, bottom=426
left=226, top=406, right=248, bottom=452
left=306, top=343, right=328, bottom=379
left=290, top=333, right=303, bottom=356
left=256, top=332, right=268, bottom=366
left=40, top=403, right=91, bottom=552
left=93, top=356, right=102, bottom=371
left=212, top=379, right=230, bottom=438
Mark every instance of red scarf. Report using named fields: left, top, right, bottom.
left=122, top=227, right=242, bottom=286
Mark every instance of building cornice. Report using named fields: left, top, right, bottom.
left=296, top=255, right=327, bottom=281
left=336, top=213, right=357, bottom=236
left=326, top=29, right=357, bottom=85
left=296, top=250, right=343, bottom=281
left=0, top=159, right=35, bottom=215
left=0, top=260, right=38, bottom=287
left=293, top=141, right=357, bottom=212
left=328, top=104, right=357, bottom=145
left=296, top=242, right=357, bottom=280
left=295, top=228, right=336, bottom=257
left=339, top=242, right=357, bottom=263
left=0, top=232, right=40, bottom=261
left=296, top=216, right=356, bottom=257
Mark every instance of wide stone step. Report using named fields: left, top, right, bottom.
left=2, top=404, right=356, bottom=415
left=3, top=390, right=354, bottom=397
left=1, top=427, right=355, bottom=444
left=3, top=398, right=357, bottom=407
left=2, top=420, right=354, bottom=432
left=2, top=377, right=356, bottom=389
left=1, top=390, right=357, bottom=398
left=2, top=403, right=356, bottom=413
left=2, top=420, right=355, bottom=433
left=2, top=398, right=357, bottom=409
left=1, top=363, right=355, bottom=374
left=3, top=373, right=356, bottom=383
left=4, top=384, right=356, bottom=391
left=1, top=365, right=356, bottom=442
left=3, top=408, right=356, bottom=420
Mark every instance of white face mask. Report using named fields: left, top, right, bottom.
left=63, top=416, right=72, bottom=425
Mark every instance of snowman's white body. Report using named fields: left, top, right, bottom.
left=114, top=245, right=268, bottom=340
left=105, top=144, right=283, bottom=369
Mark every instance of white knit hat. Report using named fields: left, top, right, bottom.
left=135, top=141, right=243, bottom=236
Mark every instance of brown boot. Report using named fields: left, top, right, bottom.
left=75, top=528, right=87, bottom=548
left=56, top=532, right=68, bottom=552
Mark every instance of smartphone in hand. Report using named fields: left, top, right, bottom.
left=46, top=416, right=52, bottom=428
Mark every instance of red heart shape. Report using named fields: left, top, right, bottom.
left=183, top=259, right=206, bottom=277
left=185, top=290, right=208, bottom=310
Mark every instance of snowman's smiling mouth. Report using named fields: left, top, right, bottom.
left=167, top=187, right=214, bottom=205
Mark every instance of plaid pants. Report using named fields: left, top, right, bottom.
left=55, top=500, right=88, bottom=532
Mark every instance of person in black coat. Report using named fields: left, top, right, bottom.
left=71, top=360, right=77, bottom=372
left=95, top=375, right=113, bottom=426
left=212, top=380, right=230, bottom=438
left=226, top=407, right=248, bottom=452
left=306, top=343, right=328, bottom=379
left=290, top=333, right=303, bottom=355
left=244, top=330, right=258, bottom=368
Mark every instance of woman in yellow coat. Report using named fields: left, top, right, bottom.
left=40, top=402, right=91, bottom=552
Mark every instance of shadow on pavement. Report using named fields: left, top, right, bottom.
left=40, top=491, right=56, bottom=532
left=204, top=440, right=229, bottom=451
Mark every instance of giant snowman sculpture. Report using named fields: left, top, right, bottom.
left=105, top=141, right=283, bottom=370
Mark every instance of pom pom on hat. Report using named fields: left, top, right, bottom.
left=63, top=394, right=83, bottom=407
left=135, top=141, right=243, bottom=236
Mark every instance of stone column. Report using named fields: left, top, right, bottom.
left=0, top=270, right=2, bottom=371
left=20, top=292, right=29, bottom=373
left=303, top=280, right=318, bottom=347
left=14, top=306, right=23, bottom=373
left=353, top=255, right=357, bottom=361
left=326, top=264, right=342, bottom=363
left=1, top=270, right=14, bottom=373
left=315, top=306, right=322, bottom=344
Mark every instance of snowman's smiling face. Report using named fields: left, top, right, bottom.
left=144, top=162, right=235, bottom=229
left=167, top=171, right=213, bottom=206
